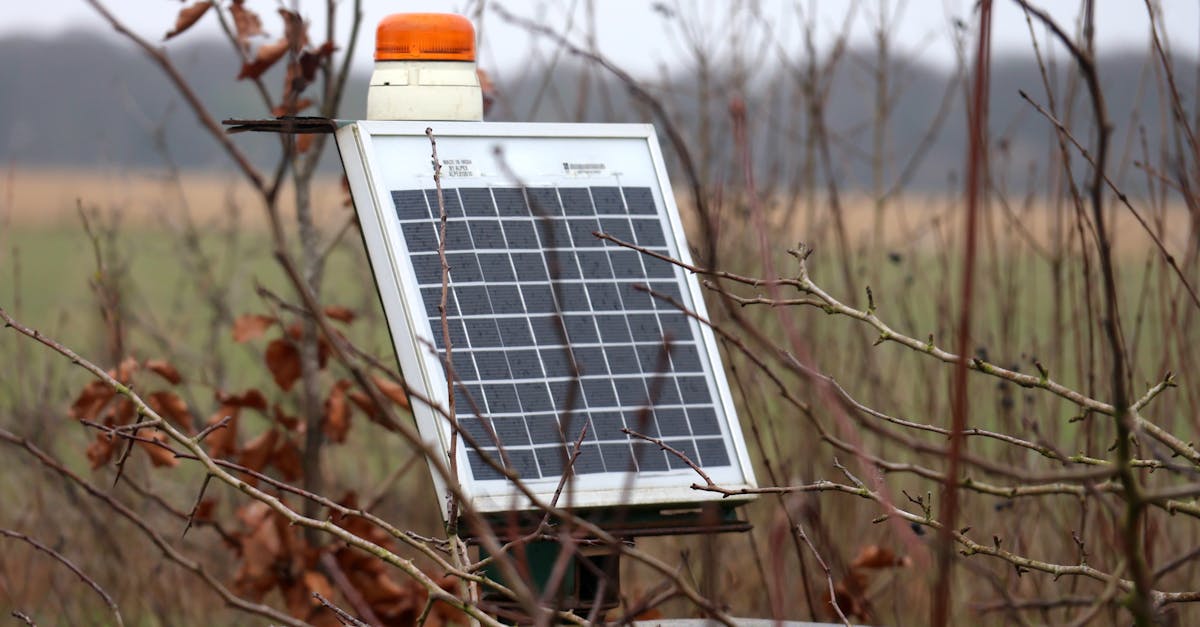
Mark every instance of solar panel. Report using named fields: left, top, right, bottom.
left=336, top=121, right=756, bottom=516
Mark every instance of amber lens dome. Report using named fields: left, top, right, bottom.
left=375, top=13, right=476, bottom=61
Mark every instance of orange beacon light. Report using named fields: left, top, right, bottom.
left=367, top=13, right=483, bottom=121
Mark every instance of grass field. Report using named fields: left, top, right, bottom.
left=2, top=165, right=1199, bottom=625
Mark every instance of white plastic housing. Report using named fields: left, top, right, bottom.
left=366, top=60, right=483, bottom=121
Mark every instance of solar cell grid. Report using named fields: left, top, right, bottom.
left=394, top=185, right=733, bottom=482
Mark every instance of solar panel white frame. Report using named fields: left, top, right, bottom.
left=336, top=120, right=757, bottom=518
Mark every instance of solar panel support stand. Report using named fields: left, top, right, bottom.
left=475, top=503, right=751, bottom=623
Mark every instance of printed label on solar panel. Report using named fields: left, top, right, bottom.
left=336, top=121, right=756, bottom=516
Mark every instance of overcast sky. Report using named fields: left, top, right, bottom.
left=3, top=1, right=1196, bottom=75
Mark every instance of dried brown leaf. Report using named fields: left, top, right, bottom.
left=265, top=338, right=302, bottom=391
left=295, top=133, right=314, bottom=154
left=232, top=313, right=277, bottom=343
left=86, top=431, right=117, bottom=469
left=323, top=305, right=356, bottom=323
left=69, top=380, right=115, bottom=422
left=272, top=403, right=301, bottom=431
left=137, top=429, right=179, bottom=468
left=147, top=391, right=194, bottom=432
left=270, top=97, right=314, bottom=118
left=218, top=389, right=269, bottom=412
left=229, top=0, right=263, bottom=50
left=270, top=436, right=303, bottom=481
left=238, top=428, right=279, bottom=476
left=322, top=380, right=352, bottom=443
left=850, top=545, right=908, bottom=570
left=116, top=356, right=140, bottom=384
left=372, top=376, right=410, bottom=411
left=237, top=37, right=289, bottom=81
left=165, top=1, right=212, bottom=40
left=204, top=406, right=240, bottom=458
left=144, top=359, right=183, bottom=385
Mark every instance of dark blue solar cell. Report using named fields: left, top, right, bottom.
left=647, top=377, right=682, bottom=405
left=571, top=346, right=607, bottom=376
left=491, top=418, right=530, bottom=447
left=512, top=252, right=549, bottom=281
left=638, top=344, right=668, bottom=372
left=472, top=350, right=511, bottom=379
left=411, top=254, right=442, bottom=284
left=393, top=190, right=430, bottom=220
left=443, top=350, right=478, bottom=382
left=536, top=219, right=573, bottom=250
left=577, top=251, right=613, bottom=279
left=421, top=287, right=457, bottom=317
left=624, top=409, right=658, bottom=436
left=589, top=411, right=625, bottom=440
left=459, top=417, right=498, bottom=446
left=527, top=414, right=565, bottom=444
left=402, top=222, right=439, bottom=252
left=477, top=253, right=515, bottom=282
left=442, top=221, right=474, bottom=251
left=563, top=315, right=599, bottom=344
left=590, top=187, right=626, bottom=215
left=608, top=250, right=644, bottom=278
left=665, top=439, right=698, bottom=470
left=540, top=349, right=575, bottom=379
left=567, top=219, right=603, bottom=247
left=506, top=449, right=539, bottom=478
left=622, top=187, right=658, bottom=215
left=627, top=314, right=661, bottom=342
left=630, top=219, right=666, bottom=246
left=548, top=379, right=583, bottom=410
left=573, top=444, right=606, bottom=474
left=502, top=220, right=539, bottom=249
left=521, top=284, right=557, bottom=314
left=468, top=451, right=505, bottom=480
left=465, top=318, right=502, bottom=348
left=459, top=188, right=496, bottom=217
left=587, top=284, right=623, bottom=312
left=600, top=443, right=635, bottom=472
left=528, top=316, right=563, bottom=345
left=424, top=189, right=464, bottom=217
left=671, top=344, right=703, bottom=372
left=633, top=441, right=669, bottom=471
left=488, top=286, right=524, bottom=315
left=484, top=383, right=521, bottom=414
left=598, top=217, right=634, bottom=243
left=646, top=282, right=683, bottom=308
left=659, top=313, right=692, bottom=342
left=559, top=188, right=596, bottom=216
left=454, top=384, right=484, bottom=415
left=507, top=349, right=544, bottom=379
left=432, top=319, right=468, bottom=350
left=516, top=382, right=554, bottom=412
left=554, top=284, right=589, bottom=311
left=613, top=283, right=650, bottom=311
left=687, top=406, right=721, bottom=436
left=560, top=412, right=594, bottom=442
left=642, top=250, right=676, bottom=278
left=614, top=378, right=648, bottom=406
left=676, top=376, right=712, bottom=403
left=535, top=446, right=570, bottom=476
left=582, top=378, right=617, bottom=407
left=604, top=345, right=640, bottom=375
left=595, top=315, right=632, bottom=343
left=469, top=220, right=507, bottom=249
left=445, top=252, right=482, bottom=283
left=496, top=317, right=534, bottom=346
left=492, top=188, right=528, bottom=217
left=695, top=438, right=730, bottom=466
left=525, top=188, right=562, bottom=216
left=544, top=250, right=580, bottom=280
left=453, top=285, right=492, bottom=316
